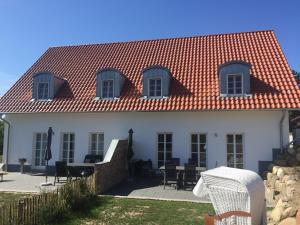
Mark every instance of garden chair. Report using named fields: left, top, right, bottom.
left=84, top=154, right=103, bottom=163
left=182, top=164, right=197, bottom=189
left=170, top=158, right=180, bottom=166
left=54, top=161, right=68, bottom=185
left=193, top=166, right=266, bottom=225
left=163, top=164, right=180, bottom=190
left=188, top=158, right=198, bottom=166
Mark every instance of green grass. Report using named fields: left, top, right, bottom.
left=53, top=196, right=214, bottom=225
left=0, top=192, right=31, bottom=207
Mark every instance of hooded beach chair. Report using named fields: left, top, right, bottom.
left=193, top=166, right=266, bottom=225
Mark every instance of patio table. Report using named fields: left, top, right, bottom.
left=67, top=163, right=95, bottom=167
left=159, top=166, right=206, bottom=172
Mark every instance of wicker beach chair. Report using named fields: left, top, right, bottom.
left=193, top=166, right=266, bottom=225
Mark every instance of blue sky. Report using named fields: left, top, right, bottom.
left=0, top=0, right=299, bottom=96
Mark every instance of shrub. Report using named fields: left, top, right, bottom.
left=61, top=178, right=96, bottom=211
left=36, top=193, right=68, bottom=225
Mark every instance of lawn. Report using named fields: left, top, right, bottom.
left=53, top=196, right=214, bottom=225
left=0, top=192, right=31, bottom=207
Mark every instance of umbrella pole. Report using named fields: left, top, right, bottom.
left=45, top=160, right=48, bottom=183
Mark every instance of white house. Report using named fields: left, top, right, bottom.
left=0, top=30, right=299, bottom=173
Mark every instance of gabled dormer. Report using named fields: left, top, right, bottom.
left=142, top=66, right=171, bottom=98
left=96, top=68, right=125, bottom=99
left=218, top=61, right=252, bottom=96
left=32, top=72, right=65, bottom=100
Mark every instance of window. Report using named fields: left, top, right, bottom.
left=157, top=133, right=172, bottom=167
left=102, top=80, right=114, bottom=98
left=62, top=133, right=75, bottom=163
left=89, top=133, right=104, bottom=156
left=34, top=133, right=47, bottom=166
left=37, top=82, right=49, bottom=99
left=149, top=78, right=162, bottom=97
left=191, top=134, right=207, bottom=167
left=227, top=134, right=244, bottom=169
left=227, top=74, right=242, bottom=95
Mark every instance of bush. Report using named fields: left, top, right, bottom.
left=61, top=178, right=96, bottom=211
left=36, top=193, right=68, bottom=225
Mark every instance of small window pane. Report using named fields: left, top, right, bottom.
left=191, top=144, right=197, bottom=153
left=158, top=134, right=164, bottom=142
left=200, top=135, right=206, bottom=143
left=191, top=134, right=198, bottom=143
left=227, top=135, right=234, bottom=143
left=236, top=135, right=243, bottom=143
left=236, top=144, right=243, bottom=153
left=166, top=134, right=172, bottom=142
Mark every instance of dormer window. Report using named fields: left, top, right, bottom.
left=102, top=80, right=114, bottom=98
left=149, top=78, right=162, bottom=97
left=227, top=74, right=242, bottom=95
left=142, top=66, right=171, bottom=98
left=218, top=61, right=251, bottom=96
left=32, top=72, right=65, bottom=101
left=96, top=69, right=125, bottom=99
left=37, top=82, right=49, bottom=99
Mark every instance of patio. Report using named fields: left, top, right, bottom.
left=0, top=172, right=61, bottom=193
left=104, top=177, right=210, bottom=203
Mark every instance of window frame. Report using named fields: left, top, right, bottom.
left=226, top=73, right=243, bottom=95
left=157, top=132, right=173, bottom=167
left=89, top=132, right=104, bottom=156
left=36, top=81, right=50, bottom=100
left=101, top=79, right=114, bottom=99
left=61, top=132, right=75, bottom=163
left=226, top=133, right=244, bottom=169
left=33, top=132, right=48, bottom=167
left=148, top=78, right=162, bottom=98
left=190, top=133, right=207, bottom=167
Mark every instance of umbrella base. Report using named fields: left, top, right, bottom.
left=40, top=182, right=53, bottom=186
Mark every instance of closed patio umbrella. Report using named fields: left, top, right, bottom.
left=41, top=127, right=53, bottom=186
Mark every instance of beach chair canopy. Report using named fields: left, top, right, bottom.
left=193, top=166, right=266, bottom=225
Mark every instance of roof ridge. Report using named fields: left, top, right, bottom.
left=49, top=29, right=275, bottom=49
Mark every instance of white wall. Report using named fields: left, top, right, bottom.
left=2, top=110, right=289, bottom=172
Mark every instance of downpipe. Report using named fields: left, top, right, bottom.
left=0, top=114, right=10, bottom=171
left=279, top=110, right=287, bottom=154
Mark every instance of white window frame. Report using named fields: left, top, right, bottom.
left=226, top=133, right=244, bottom=169
left=148, top=78, right=162, bottom=98
left=157, top=132, right=173, bottom=167
left=227, top=73, right=243, bottom=95
left=102, top=79, right=114, bottom=99
left=33, top=132, right=47, bottom=167
left=191, top=133, right=207, bottom=167
left=37, top=82, right=49, bottom=100
left=61, top=132, right=75, bottom=163
left=89, top=133, right=104, bottom=156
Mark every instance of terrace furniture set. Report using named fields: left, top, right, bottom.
left=54, top=154, right=102, bottom=185
left=160, top=158, right=206, bottom=190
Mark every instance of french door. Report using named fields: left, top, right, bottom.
left=34, top=133, right=47, bottom=167
left=227, top=134, right=244, bottom=169
left=157, top=133, right=172, bottom=167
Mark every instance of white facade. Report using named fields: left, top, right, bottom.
left=2, top=110, right=289, bottom=172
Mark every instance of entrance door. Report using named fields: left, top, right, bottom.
left=157, top=133, right=172, bottom=167
left=33, top=132, right=47, bottom=168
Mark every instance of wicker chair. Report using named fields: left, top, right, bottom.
left=193, top=166, right=266, bottom=225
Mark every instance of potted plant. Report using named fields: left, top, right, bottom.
left=18, top=158, right=27, bottom=174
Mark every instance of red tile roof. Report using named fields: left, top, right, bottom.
left=0, top=30, right=300, bottom=113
